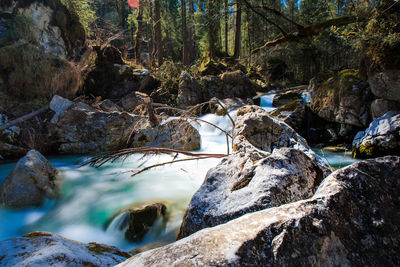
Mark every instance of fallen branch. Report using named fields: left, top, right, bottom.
left=82, top=147, right=228, bottom=168
left=128, top=154, right=227, bottom=177
left=0, top=107, right=48, bottom=131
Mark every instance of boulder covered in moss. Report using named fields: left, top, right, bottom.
left=310, top=69, right=371, bottom=127
left=352, top=111, right=400, bottom=158
left=0, top=150, right=62, bottom=207
left=0, top=0, right=86, bottom=59
left=0, top=232, right=131, bottom=266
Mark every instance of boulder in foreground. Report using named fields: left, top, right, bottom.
left=118, top=156, right=400, bottom=266
left=0, top=232, right=131, bottom=266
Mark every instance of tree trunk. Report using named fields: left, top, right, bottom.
left=182, top=0, right=189, bottom=65
left=135, top=1, right=144, bottom=63
left=224, top=0, right=229, bottom=54
left=233, top=0, right=242, bottom=59
left=155, top=0, right=163, bottom=66
left=208, top=0, right=216, bottom=59
left=149, top=0, right=155, bottom=67
left=189, top=0, right=196, bottom=63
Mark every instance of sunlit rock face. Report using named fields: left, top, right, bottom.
left=0, top=232, right=131, bottom=266
left=352, top=111, right=400, bottom=158
left=178, top=105, right=330, bottom=238
left=0, top=150, right=62, bottom=207
left=118, top=156, right=400, bottom=266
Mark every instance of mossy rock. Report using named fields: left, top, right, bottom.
left=0, top=42, right=80, bottom=100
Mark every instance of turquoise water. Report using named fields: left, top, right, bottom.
left=0, top=107, right=358, bottom=251
left=0, top=113, right=236, bottom=251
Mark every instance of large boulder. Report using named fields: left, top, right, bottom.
left=119, top=91, right=150, bottom=112
left=106, top=203, right=167, bottom=243
left=0, top=232, right=131, bottom=266
left=1, top=0, right=86, bottom=59
left=310, top=70, right=371, bottom=127
left=352, top=111, right=400, bottom=158
left=0, top=150, right=62, bottom=207
left=131, top=118, right=201, bottom=151
left=370, top=98, right=400, bottom=119
left=178, top=105, right=330, bottom=238
left=118, top=156, right=400, bottom=266
left=50, top=97, right=139, bottom=154
left=368, top=70, right=400, bottom=102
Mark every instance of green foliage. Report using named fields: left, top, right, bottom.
left=0, top=42, right=80, bottom=100
left=0, top=14, right=35, bottom=46
left=61, top=0, right=96, bottom=34
left=362, top=2, right=400, bottom=71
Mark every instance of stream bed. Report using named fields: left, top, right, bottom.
left=0, top=97, right=358, bottom=251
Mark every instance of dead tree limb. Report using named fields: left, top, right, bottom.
left=0, top=107, right=48, bottom=132
left=252, top=16, right=359, bottom=53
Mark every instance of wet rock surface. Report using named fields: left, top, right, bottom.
left=352, top=111, right=400, bottom=158
left=0, top=150, right=62, bottom=207
left=119, top=156, right=400, bottom=266
left=0, top=232, right=131, bottom=267
left=107, top=203, right=168, bottom=243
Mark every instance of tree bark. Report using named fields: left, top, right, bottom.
left=155, top=0, right=163, bottom=66
left=182, top=0, right=189, bottom=65
left=208, top=0, right=217, bottom=59
left=135, top=1, right=144, bottom=63
left=189, top=0, right=196, bottom=63
left=224, top=0, right=229, bottom=54
left=233, top=0, right=242, bottom=59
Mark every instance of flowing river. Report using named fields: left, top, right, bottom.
left=0, top=96, right=357, bottom=251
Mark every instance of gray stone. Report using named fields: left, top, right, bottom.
left=131, top=118, right=201, bottom=151
left=352, top=111, right=400, bottom=158
left=370, top=98, right=400, bottom=119
left=369, top=70, right=400, bottom=102
left=119, top=91, right=150, bottom=112
left=49, top=95, right=74, bottom=123
left=118, top=156, right=400, bottom=267
left=0, top=150, right=62, bottom=207
left=50, top=101, right=139, bottom=154
left=0, top=232, right=131, bottom=266
left=178, top=105, right=330, bottom=238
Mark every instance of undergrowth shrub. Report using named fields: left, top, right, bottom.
left=0, top=42, right=81, bottom=100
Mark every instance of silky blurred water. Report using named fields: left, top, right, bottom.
left=0, top=103, right=357, bottom=251
left=0, top=112, right=236, bottom=251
